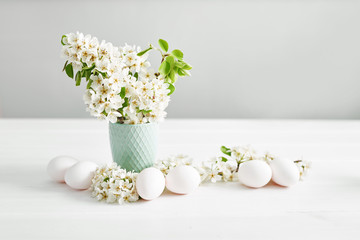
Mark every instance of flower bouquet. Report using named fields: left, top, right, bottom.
left=60, top=32, right=192, bottom=172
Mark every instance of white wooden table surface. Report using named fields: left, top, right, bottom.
left=0, top=119, right=359, bottom=240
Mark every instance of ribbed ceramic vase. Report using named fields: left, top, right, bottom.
left=109, top=122, right=159, bottom=172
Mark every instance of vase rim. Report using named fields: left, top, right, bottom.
left=109, top=122, right=159, bottom=127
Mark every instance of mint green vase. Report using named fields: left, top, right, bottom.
left=109, top=122, right=159, bottom=172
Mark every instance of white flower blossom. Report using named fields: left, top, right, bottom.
left=154, top=154, right=194, bottom=176
left=294, top=159, right=312, bottom=180
left=91, top=162, right=139, bottom=204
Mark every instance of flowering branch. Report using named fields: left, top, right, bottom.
left=60, top=32, right=192, bottom=124
left=137, top=39, right=192, bottom=95
left=160, top=146, right=312, bottom=184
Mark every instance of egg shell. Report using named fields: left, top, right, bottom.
left=270, top=159, right=300, bottom=187
left=238, top=160, right=272, bottom=188
left=136, top=167, right=165, bottom=200
left=165, top=165, right=200, bottom=195
left=64, top=161, right=98, bottom=190
left=47, top=156, right=78, bottom=182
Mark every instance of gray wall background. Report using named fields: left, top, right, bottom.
left=0, top=0, right=359, bottom=119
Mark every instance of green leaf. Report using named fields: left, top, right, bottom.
left=221, top=157, right=228, bottom=162
left=175, top=61, right=186, bottom=68
left=75, top=71, right=81, bottom=86
left=158, top=39, right=169, bottom=52
left=86, top=79, right=93, bottom=89
left=183, top=70, right=191, bottom=76
left=137, top=47, right=152, bottom=56
left=177, top=68, right=186, bottom=77
left=169, top=70, right=177, bottom=83
left=120, top=87, right=126, bottom=99
left=165, top=55, right=175, bottom=66
left=159, top=61, right=171, bottom=75
left=182, top=62, right=192, bottom=70
left=167, top=83, right=175, bottom=95
left=134, top=72, right=138, bottom=80
left=137, top=109, right=152, bottom=114
left=85, top=70, right=91, bottom=81
left=221, top=146, right=231, bottom=156
left=65, top=63, right=74, bottom=79
left=173, top=66, right=179, bottom=75
left=172, top=49, right=183, bottom=60
left=103, top=177, right=109, bottom=182
left=61, top=35, right=67, bottom=45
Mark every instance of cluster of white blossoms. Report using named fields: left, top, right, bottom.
left=198, top=157, right=238, bottom=183
left=169, top=146, right=312, bottom=183
left=199, top=146, right=259, bottom=183
left=61, top=32, right=171, bottom=124
left=153, top=148, right=261, bottom=183
left=91, top=162, right=139, bottom=204
left=90, top=147, right=311, bottom=204
left=154, top=154, right=194, bottom=175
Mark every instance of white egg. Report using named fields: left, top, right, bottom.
left=136, top=167, right=165, bottom=200
left=238, top=160, right=272, bottom=188
left=165, top=165, right=200, bottom=194
left=270, top=159, right=300, bottom=187
left=64, top=161, right=98, bottom=190
left=47, top=156, right=78, bottom=182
